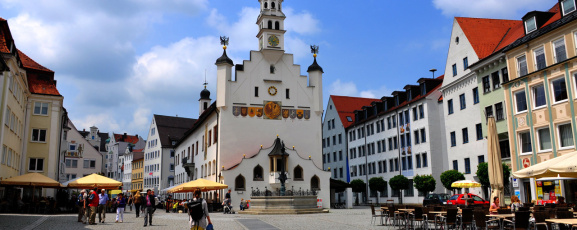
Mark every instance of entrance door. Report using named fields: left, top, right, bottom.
left=523, top=181, right=532, bottom=203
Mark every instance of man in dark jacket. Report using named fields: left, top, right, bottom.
left=143, top=189, right=156, bottom=227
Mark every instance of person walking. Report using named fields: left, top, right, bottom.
left=98, top=189, right=109, bottom=223
left=84, top=190, right=91, bottom=224
left=165, top=195, right=172, bottom=213
left=115, top=193, right=127, bottom=223
left=134, top=192, right=142, bottom=218
left=88, top=188, right=99, bottom=225
left=189, top=188, right=212, bottom=230
left=77, top=190, right=86, bottom=223
left=143, top=189, right=156, bottom=227
left=127, top=194, right=133, bottom=211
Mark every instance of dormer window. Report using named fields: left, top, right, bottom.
left=420, top=84, right=426, bottom=95
left=346, top=116, right=352, bottom=122
left=407, top=90, right=412, bottom=101
left=562, top=0, right=576, bottom=15
left=525, top=16, right=537, bottom=34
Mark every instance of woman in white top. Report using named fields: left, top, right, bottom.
left=189, top=188, right=212, bottom=230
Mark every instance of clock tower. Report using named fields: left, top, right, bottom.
left=257, top=0, right=286, bottom=63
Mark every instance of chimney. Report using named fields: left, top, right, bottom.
left=123, top=133, right=127, bottom=141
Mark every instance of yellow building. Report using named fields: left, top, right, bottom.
left=132, top=152, right=144, bottom=193
left=0, top=18, right=31, bottom=198
left=503, top=2, right=577, bottom=204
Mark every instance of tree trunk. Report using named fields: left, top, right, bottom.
left=399, top=190, right=403, bottom=204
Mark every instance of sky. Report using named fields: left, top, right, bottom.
left=0, top=0, right=559, bottom=138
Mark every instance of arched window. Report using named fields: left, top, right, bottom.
left=264, top=2, right=268, bottom=9
left=275, top=21, right=279, bottom=30
left=235, top=175, right=245, bottom=191
left=253, top=165, right=264, bottom=181
left=194, top=168, right=198, bottom=180
left=311, top=175, right=320, bottom=191
left=208, top=161, right=211, bottom=176
left=205, top=163, right=208, bottom=177
left=271, top=1, right=276, bottom=9
left=201, top=165, right=204, bottom=177
left=213, top=160, right=216, bottom=175
left=204, top=102, right=208, bottom=110
left=293, top=165, right=303, bottom=181
left=268, top=20, right=273, bottom=29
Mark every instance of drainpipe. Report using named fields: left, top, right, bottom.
left=215, top=108, right=220, bottom=202
left=395, top=108, right=402, bottom=204
left=363, top=120, right=369, bottom=203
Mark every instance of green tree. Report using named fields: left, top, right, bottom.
left=369, top=177, right=387, bottom=204
left=440, top=170, right=465, bottom=193
left=350, top=179, right=366, bottom=205
left=476, top=162, right=512, bottom=187
left=413, top=174, right=436, bottom=196
left=389, top=175, right=409, bottom=204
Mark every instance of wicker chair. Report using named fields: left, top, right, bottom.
left=370, top=204, right=386, bottom=225
left=461, top=208, right=474, bottom=230
left=498, top=208, right=512, bottom=214
left=532, top=211, right=550, bottom=230
left=441, top=208, right=460, bottom=230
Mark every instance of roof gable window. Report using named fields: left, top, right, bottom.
left=525, top=16, right=537, bottom=34
left=562, top=0, right=576, bottom=16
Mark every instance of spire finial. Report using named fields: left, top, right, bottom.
left=203, top=69, right=208, bottom=89
left=310, top=45, right=319, bottom=58
left=220, top=36, right=229, bottom=50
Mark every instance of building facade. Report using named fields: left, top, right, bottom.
left=78, top=126, right=109, bottom=173
left=105, top=133, right=145, bottom=181
left=64, top=120, right=103, bottom=180
left=132, top=151, right=144, bottom=192
left=503, top=1, right=577, bottom=204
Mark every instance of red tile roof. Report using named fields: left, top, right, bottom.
left=133, top=148, right=144, bottom=152
left=0, top=19, right=10, bottom=53
left=542, top=4, right=561, bottom=28
left=330, top=95, right=379, bottom=129
left=18, top=49, right=53, bottom=73
left=114, top=133, right=141, bottom=144
left=456, top=17, right=522, bottom=59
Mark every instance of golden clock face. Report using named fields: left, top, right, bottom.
left=268, top=35, right=279, bottom=47
left=268, top=86, right=277, bottom=96
left=264, top=101, right=281, bottom=119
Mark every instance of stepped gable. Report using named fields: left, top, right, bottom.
left=330, top=95, right=379, bottom=129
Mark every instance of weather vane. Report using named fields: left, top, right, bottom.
left=220, top=36, right=229, bottom=49
left=310, top=45, right=319, bottom=57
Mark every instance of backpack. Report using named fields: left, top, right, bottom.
left=187, top=198, right=204, bottom=222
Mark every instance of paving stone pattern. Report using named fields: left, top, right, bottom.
left=0, top=206, right=396, bottom=230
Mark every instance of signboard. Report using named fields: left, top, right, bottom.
left=522, top=158, right=530, bottom=168
left=512, top=178, right=519, bottom=188
left=514, top=190, right=521, bottom=197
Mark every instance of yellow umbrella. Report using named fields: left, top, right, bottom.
left=451, top=180, right=481, bottom=188
left=0, top=172, right=62, bottom=188
left=67, top=173, right=122, bottom=189
left=169, top=178, right=228, bottom=193
left=487, top=116, right=505, bottom=206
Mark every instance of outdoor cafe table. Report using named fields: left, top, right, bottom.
left=396, top=209, right=415, bottom=229
left=545, top=219, right=577, bottom=226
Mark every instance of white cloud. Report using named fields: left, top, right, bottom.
left=327, top=79, right=389, bottom=99
left=433, top=0, right=557, bottom=19
left=284, top=8, right=320, bottom=35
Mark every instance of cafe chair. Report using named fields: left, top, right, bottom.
left=441, top=208, right=460, bottom=230
left=503, top=211, right=531, bottom=230
left=370, top=205, right=387, bottom=225
left=474, top=209, right=500, bottom=230
left=532, top=211, right=550, bottom=230
left=460, top=208, right=474, bottom=230
left=498, top=208, right=512, bottom=214
left=408, top=206, right=426, bottom=230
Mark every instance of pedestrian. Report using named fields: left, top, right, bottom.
left=143, top=189, right=156, bottom=227
left=77, top=190, right=86, bottom=223
left=127, top=194, right=133, bottom=211
left=98, top=189, right=109, bottom=223
left=84, top=190, right=91, bottom=224
left=188, top=188, right=212, bottom=230
left=166, top=195, right=172, bottom=213
left=115, top=193, right=127, bottom=223
left=88, top=188, right=99, bottom=225
left=134, top=192, right=142, bottom=217
left=240, top=198, right=246, bottom=211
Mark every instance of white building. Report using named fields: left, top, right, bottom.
left=322, top=95, right=378, bottom=204
left=64, top=120, right=103, bottom=180
left=439, top=18, right=488, bottom=196
left=79, top=126, right=109, bottom=173
left=347, top=76, right=446, bottom=204
left=173, top=0, right=331, bottom=208
left=105, top=133, right=145, bottom=181
left=143, top=114, right=195, bottom=194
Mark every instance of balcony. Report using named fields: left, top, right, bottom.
left=269, top=171, right=290, bottom=184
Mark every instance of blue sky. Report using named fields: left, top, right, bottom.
left=1, top=0, right=558, bottom=138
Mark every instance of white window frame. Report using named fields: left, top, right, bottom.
left=518, top=131, right=533, bottom=155
left=561, top=0, right=576, bottom=15
left=29, top=158, right=44, bottom=172
left=532, top=84, right=547, bottom=110
left=536, top=127, right=552, bottom=153
left=553, top=37, right=567, bottom=64
left=525, top=16, right=537, bottom=34
left=533, top=46, right=546, bottom=71
left=31, top=129, right=47, bottom=142
left=550, top=76, right=568, bottom=104
left=33, top=102, right=49, bottom=116
left=557, top=122, right=575, bottom=150
left=514, top=90, right=528, bottom=114
left=517, top=54, right=528, bottom=77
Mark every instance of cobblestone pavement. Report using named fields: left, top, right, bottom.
left=0, top=206, right=397, bottom=230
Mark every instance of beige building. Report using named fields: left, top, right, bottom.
left=132, top=151, right=144, bottom=193
left=0, top=18, right=29, bottom=199
left=503, top=2, right=577, bottom=203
